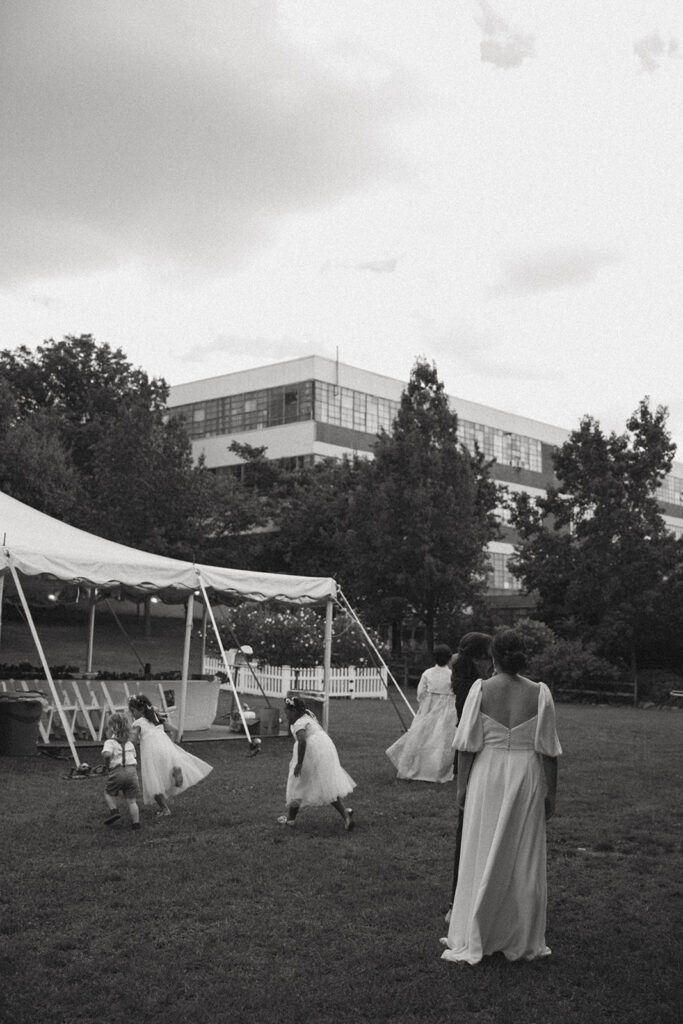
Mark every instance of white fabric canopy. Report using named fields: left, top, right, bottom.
left=0, top=490, right=336, bottom=604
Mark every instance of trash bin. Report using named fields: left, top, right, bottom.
left=0, top=694, right=44, bottom=755
left=287, top=690, right=325, bottom=724
left=259, top=707, right=281, bottom=735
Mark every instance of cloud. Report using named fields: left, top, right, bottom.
left=411, top=314, right=559, bottom=385
left=320, top=256, right=399, bottom=273
left=353, top=258, right=398, bottom=273
left=180, top=333, right=305, bottom=365
left=474, top=1, right=535, bottom=69
left=494, top=247, right=621, bottom=296
left=0, top=2, right=411, bottom=286
left=634, top=32, right=681, bottom=73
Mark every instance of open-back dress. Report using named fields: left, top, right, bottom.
left=441, top=678, right=562, bottom=964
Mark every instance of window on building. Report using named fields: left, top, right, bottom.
left=459, top=420, right=542, bottom=473
left=657, top=475, right=683, bottom=505
left=487, top=551, right=521, bottom=591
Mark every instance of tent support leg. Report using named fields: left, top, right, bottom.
left=323, top=597, right=332, bottom=732
left=9, top=563, right=81, bottom=766
left=85, top=591, right=96, bottom=674
left=177, top=593, right=194, bottom=741
left=337, top=588, right=416, bottom=720
left=194, top=571, right=257, bottom=749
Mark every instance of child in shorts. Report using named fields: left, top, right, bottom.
left=102, top=712, right=141, bottom=830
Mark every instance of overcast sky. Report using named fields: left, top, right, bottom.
left=2, top=1, right=682, bottom=449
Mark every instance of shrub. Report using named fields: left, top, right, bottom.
left=635, top=668, right=683, bottom=704
left=529, top=638, right=620, bottom=693
left=498, top=618, right=557, bottom=659
left=206, top=605, right=387, bottom=667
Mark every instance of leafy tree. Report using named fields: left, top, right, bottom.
left=267, top=456, right=368, bottom=583
left=0, top=379, right=82, bottom=520
left=509, top=399, right=680, bottom=686
left=0, top=336, right=218, bottom=555
left=348, top=358, right=500, bottom=651
left=0, top=335, right=167, bottom=476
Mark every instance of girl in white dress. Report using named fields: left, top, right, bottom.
left=277, top=697, right=356, bottom=830
left=128, top=695, right=213, bottom=816
left=386, top=644, right=457, bottom=783
left=441, top=629, right=562, bottom=964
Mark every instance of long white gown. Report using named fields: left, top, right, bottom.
left=441, top=678, right=562, bottom=964
left=386, top=665, right=458, bottom=783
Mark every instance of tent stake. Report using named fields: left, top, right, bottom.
left=9, top=562, right=81, bottom=766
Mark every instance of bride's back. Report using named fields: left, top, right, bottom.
left=480, top=673, right=540, bottom=730
left=481, top=628, right=539, bottom=729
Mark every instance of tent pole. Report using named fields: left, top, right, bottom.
left=85, top=589, right=96, bottom=674
left=323, top=597, right=332, bottom=732
left=200, top=604, right=208, bottom=674
left=178, top=593, right=194, bottom=741
left=337, top=588, right=416, bottom=719
left=194, top=570, right=258, bottom=748
left=8, top=563, right=81, bottom=766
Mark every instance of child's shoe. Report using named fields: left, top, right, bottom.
left=344, top=808, right=355, bottom=831
left=131, top=822, right=141, bottom=830
left=104, top=812, right=121, bottom=826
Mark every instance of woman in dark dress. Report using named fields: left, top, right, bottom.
left=448, top=632, right=492, bottom=906
left=451, top=632, right=493, bottom=720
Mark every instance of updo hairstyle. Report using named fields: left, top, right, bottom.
left=432, top=643, right=452, bottom=667
left=492, top=629, right=527, bottom=675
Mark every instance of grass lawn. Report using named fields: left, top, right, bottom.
left=1, top=693, right=681, bottom=1024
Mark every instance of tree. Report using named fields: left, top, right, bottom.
left=267, top=456, right=367, bottom=582
left=348, top=358, right=499, bottom=651
left=0, top=336, right=219, bottom=555
left=509, top=399, right=680, bottom=686
left=0, top=335, right=168, bottom=477
left=0, top=379, right=83, bottom=520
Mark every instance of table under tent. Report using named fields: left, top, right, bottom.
left=0, top=490, right=355, bottom=767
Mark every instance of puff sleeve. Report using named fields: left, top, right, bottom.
left=453, top=678, right=484, bottom=752
left=534, top=682, right=563, bottom=756
left=416, top=669, right=429, bottom=702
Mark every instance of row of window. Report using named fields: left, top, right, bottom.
left=169, top=379, right=544, bottom=472
left=459, top=421, right=543, bottom=473
left=657, top=475, right=683, bottom=505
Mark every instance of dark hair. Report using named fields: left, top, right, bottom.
left=451, top=631, right=493, bottom=715
left=492, top=629, right=527, bottom=674
left=432, top=643, right=452, bottom=666
left=284, top=696, right=313, bottom=720
left=451, top=632, right=492, bottom=695
left=128, top=693, right=163, bottom=725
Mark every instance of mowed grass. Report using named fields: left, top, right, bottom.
left=0, top=696, right=681, bottom=1024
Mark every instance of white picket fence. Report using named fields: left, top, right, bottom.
left=202, top=659, right=388, bottom=700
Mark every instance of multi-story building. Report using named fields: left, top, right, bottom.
left=168, top=354, right=683, bottom=617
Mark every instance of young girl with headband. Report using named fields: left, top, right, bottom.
left=278, top=696, right=356, bottom=831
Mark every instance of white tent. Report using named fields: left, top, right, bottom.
left=0, top=490, right=337, bottom=763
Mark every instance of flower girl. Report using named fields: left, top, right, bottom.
left=278, top=696, right=356, bottom=830
left=128, top=694, right=212, bottom=816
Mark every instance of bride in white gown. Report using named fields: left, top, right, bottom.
left=441, top=629, right=562, bottom=965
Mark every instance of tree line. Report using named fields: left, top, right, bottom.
left=2, top=335, right=682, bottom=681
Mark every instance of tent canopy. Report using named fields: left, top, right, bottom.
left=0, top=491, right=336, bottom=605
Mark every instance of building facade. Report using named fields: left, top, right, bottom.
left=168, top=355, right=683, bottom=612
